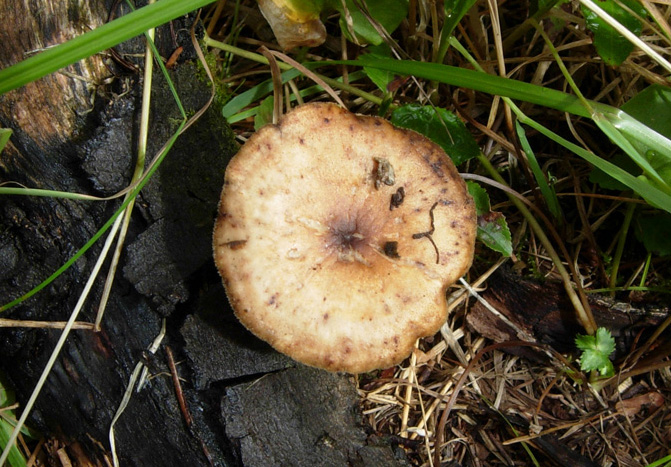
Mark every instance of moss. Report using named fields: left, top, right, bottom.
left=147, top=61, right=239, bottom=193
left=194, top=43, right=231, bottom=111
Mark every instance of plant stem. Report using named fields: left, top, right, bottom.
left=639, top=252, right=652, bottom=287
left=202, top=36, right=383, bottom=105
left=0, top=186, right=102, bottom=200
left=529, top=20, right=593, bottom=110
left=95, top=12, right=156, bottom=330
left=477, top=154, right=597, bottom=335
left=608, top=202, right=636, bottom=297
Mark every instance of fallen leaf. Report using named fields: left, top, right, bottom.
left=615, top=391, right=664, bottom=417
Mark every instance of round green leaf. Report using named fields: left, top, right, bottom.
left=466, top=182, right=513, bottom=256
left=582, top=0, right=647, bottom=66
left=391, top=104, right=480, bottom=165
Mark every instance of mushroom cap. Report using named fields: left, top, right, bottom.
left=213, top=103, right=476, bottom=373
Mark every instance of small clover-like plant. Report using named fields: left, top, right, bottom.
left=575, top=327, right=616, bottom=378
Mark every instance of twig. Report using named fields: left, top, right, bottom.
left=268, top=49, right=346, bottom=109
left=412, top=202, right=440, bottom=264
left=166, top=346, right=192, bottom=428
left=259, top=46, right=283, bottom=123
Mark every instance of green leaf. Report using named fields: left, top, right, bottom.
left=254, top=96, right=275, bottom=130
left=391, top=104, right=480, bottom=165
left=646, top=150, right=671, bottom=187
left=466, top=182, right=513, bottom=256
left=532, top=0, right=566, bottom=16
left=619, top=85, right=671, bottom=188
left=581, top=0, right=647, bottom=66
left=595, top=327, right=616, bottom=355
left=362, top=44, right=395, bottom=93
left=330, top=0, right=408, bottom=45
left=466, top=181, right=490, bottom=216
left=635, top=212, right=671, bottom=256
left=575, top=328, right=616, bottom=377
left=0, top=419, right=26, bottom=467
left=594, top=113, right=671, bottom=197
left=589, top=152, right=641, bottom=191
left=621, top=84, right=671, bottom=138
left=0, top=128, right=11, bottom=154
left=443, top=0, right=478, bottom=38
left=222, top=68, right=302, bottom=120
left=284, top=0, right=325, bottom=16
left=477, top=211, right=513, bottom=257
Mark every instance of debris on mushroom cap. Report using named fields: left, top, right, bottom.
left=213, top=102, right=477, bottom=373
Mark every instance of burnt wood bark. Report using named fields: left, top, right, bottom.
left=466, top=267, right=669, bottom=362
left=0, top=2, right=408, bottom=465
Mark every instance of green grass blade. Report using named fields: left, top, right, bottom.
left=528, top=18, right=671, bottom=202
left=339, top=55, right=671, bottom=209
left=607, top=110, right=671, bottom=171
left=203, top=37, right=383, bottom=106
left=341, top=57, right=591, bottom=117
left=0, top=374, right=28, bottom=467
left=222, top=69, right=303, bottom=119
left=515, top=121, right=562, bottom=221
left=646, top=454, right=671, bottom=467
left=0, top=14, right=191, bottom=313
left=0, top=0, right=216, bottom=95
left=593, top=113, right=671, bottom=193
left=511, top=104, right=671, bottom=214
left=0, top=187, right=101, bottom=200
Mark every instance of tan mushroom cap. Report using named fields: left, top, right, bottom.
left=213, top=102, right=476, bottom=373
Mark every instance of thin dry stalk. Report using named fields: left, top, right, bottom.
left=0, top=319, right=94, bottom=330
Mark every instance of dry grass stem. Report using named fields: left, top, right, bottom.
left=0, top=319, right=95, bottom=330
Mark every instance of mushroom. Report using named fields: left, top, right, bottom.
left=213, top=102, right=476, bottom=373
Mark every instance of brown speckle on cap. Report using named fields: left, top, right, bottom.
left=223, top=240, right=247, bottom=250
